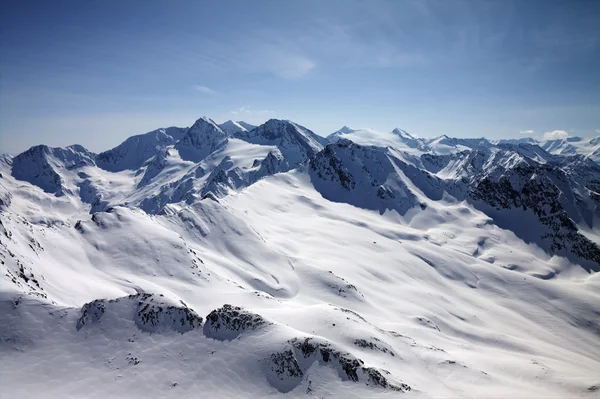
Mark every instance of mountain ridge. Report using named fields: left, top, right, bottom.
left=2, top=115, right=600, bottom=398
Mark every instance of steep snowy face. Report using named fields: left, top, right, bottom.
left=540, top=135, right=600, bottom=162
left=219, top=120, right=251, bottom=135
left=97, top=127, right=187, bottom=172
left=420, top=148, right=600, bottom=268
left=235, top=119, right=327, bottom=165
left=468, top=162, right=600, bottom=268
left=309, top=139, right=420, bottom=215
left=137, top=147, right=170, bottom=188
left=12, top=144, right=96, bottom=195
left=175, top=117, right=228, bottom=162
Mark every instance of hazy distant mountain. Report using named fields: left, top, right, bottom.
left=219, top=120, right=256, bottom=135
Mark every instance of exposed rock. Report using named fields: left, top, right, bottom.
left=267, top=336, right=410, bottom=392
left=76, top=293, right=203, bottom=334
left=204, top=304, right=271, bottom=340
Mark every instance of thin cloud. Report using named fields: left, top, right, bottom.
left=247, top=43, right=315, bottom=79
left=519, top=129, right=535, bottom=135
left=229, top=106, right=274, bottom=117
left=194, top=85, right=217, bottom=95
left=542, top=130, right=569, bottom=140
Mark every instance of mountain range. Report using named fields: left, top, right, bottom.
left=1, top=117, right=599, bottom=398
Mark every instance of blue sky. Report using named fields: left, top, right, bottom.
left=1, top=0, right=599, bottom=154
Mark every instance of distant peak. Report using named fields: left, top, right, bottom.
left=219, top=120, right=249, bottom=134
left=264, top=118, right=288, bottom=125
left=191, top=116, right=221, bottom=130
left=391, top=128, right=414, bottom=139
left=178, top=116, right=226, bottom=146
left=330, top=126, right=355, bottom=136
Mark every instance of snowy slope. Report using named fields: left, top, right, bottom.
left=2, top=117, right=600, bottom=399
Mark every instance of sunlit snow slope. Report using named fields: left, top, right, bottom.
left=1, top=118, right=599, bottom=398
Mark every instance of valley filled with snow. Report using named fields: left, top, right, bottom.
left=1, top=118, right=599, bottom=398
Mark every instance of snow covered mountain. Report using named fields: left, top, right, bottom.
left=234, top=119, right=328, bottom=165
left=175, top=117, right=228, bottom=162
left=540, top=136, right=600, bottom=162
left=12, top=144, right=96, bottom=195
left=97, top=127, right=188, bottom=171
left=2, top=117, right=600, bottom=398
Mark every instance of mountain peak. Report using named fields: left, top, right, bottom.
left=12, top=144, right=96, bottom=195
left=189, top=116, right=223, bottom=132
left=235, top=119, right=327, bottom=165
left=220, top=120, right=250, bottom=135
left=337, top=126, right=354, bottom=134
left=175, top=117, right=227, bottom=161
left=391, top=128, right=414, bottom=139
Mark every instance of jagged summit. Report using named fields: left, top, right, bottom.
left=11, top=144, right=96, bottom=195
left=235, top=119, right=327, bottom=165
left=175, top=117, right=227, bottom=162
left=310, top=139, right=420, bottom=215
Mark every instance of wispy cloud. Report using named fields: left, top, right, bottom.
left=194, top=85, right=217, bottom=95
left=296, top=22, right=428, bottom=69
left=252, top=44, right=315, bottom=79
left=519, top=129, right=535, bottom=135
left=543, top=130, right=569, bottom=140
left=229, top=106, right=274, bottom=117
left=181, top=18, right=426, bottom=80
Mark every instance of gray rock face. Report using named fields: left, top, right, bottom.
left=203, top=304, right=271, bottom=340
left=76, top=293, right=203, bottom=334
left=267, top=336, right=410, bottom=393
left=175, top=117, right=227, bottom=162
